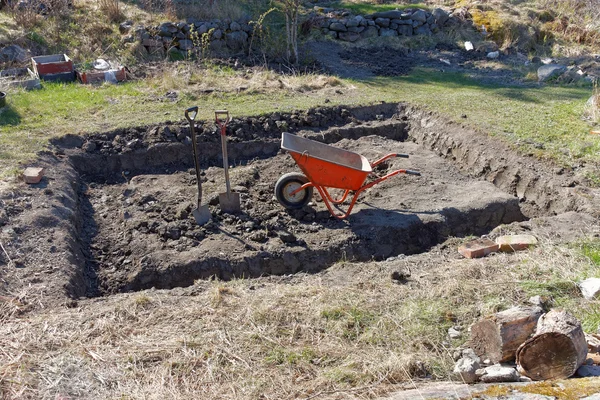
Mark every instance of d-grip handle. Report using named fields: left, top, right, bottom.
left=185, top=106, right=198, bottom=122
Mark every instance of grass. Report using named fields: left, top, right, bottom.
left=328, top=1, right=430, bottom=15
left=1, top=64, right=597, bottom=180
left=2, top=231, right=600, bottom=398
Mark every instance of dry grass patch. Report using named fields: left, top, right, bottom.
left=2, top=227, right=599, bottom=399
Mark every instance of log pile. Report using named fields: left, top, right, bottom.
left=453, top=308, right=599, bottom=384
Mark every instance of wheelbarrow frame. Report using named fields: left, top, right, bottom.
left=278, top=132, right=420, bottom=219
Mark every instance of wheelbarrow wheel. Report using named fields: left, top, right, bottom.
left=275, top=172, right=313, bottom=209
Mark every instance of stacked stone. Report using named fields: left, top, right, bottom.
left=123, top=18, right=253, bottom=59
left=316, top=8, right=453, bottom=42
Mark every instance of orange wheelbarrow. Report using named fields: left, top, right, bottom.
left=275, top=132, right=421, bottom=219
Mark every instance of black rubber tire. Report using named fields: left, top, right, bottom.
left=275, top=172, right=313, bottom=210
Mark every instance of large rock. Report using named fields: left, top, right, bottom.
left=411, top=9, right=428, bottom=23
left=537, top=64, right=566, bottom=82
left=414, top=25, right=432, bottom=36
left=346, top=18, right=359, bottom=28
left=0, top=45, right=29, bottom=63
left=229, top=21, right=241, bottom=31
left=371, top=10, right=403, bottom=19
left=375, top=17, right=390, bottom=27
left=397, top=25, right=413, bottom=36
left=361, top=26, right=379, bottom=38
left=225, top=30, right=248, bottom=51
left=329, top=22, right=347, bottom=32
left=432, top=8, right=449, bottom=26
left=339, top=31, right=360, bottom=42
left=177, top=39, right=194, bottom=51
left=380, top=28, right=398, bottom=37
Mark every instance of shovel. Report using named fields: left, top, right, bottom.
left=185, top=106, right=211, bottom=225
left=215, top=110, right=241, bottom=213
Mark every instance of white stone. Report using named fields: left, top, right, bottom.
left=479, top=364, right=520, bottom=383
left=487, top=51, right=499, bottom=59
left=453, top=357, right=480, bottom=383
left=579, top=278, right=600, bottom=300
left=448, top=327, right=462, bottom=339
left=464, top=41, right=473, bottom=51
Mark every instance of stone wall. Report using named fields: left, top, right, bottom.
left=312, top=7, right=455, bottom=42
left=123, top=6, right=459, bottom=58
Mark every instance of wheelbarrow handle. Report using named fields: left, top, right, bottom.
left=396, top=153, right=409, bottom=158
left=405, top=170, right=421, bottom=176
left=185, top=106, right=198, bottom=122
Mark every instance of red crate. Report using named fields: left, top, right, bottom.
left=32, top=54, right=73, bottom=76
left=77, top=67, right=126, bottom=84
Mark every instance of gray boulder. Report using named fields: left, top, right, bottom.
left=0, top=45, right=29, bottom=63
left=361, top=26, right=379, bottom=38
left=230, top=21, right=241, bottom=31
left=347, top=26, right=365, bottom=33
left=380, top=28, right=398, bottom=37
left=411, top=9, right=428, bottom=23
left=372, top=10, right=403, bottom=19
left=225, top=31, right=248, bottom=51
left=453, top=351, right=480, bottom=384
left=375, top=17, right=390, bottom=27
left=414, top=25, right=431, bottom=35
left=432, top=8, right=449, bottom=26
left=397, top=25, right=413, bottom=36
left=339, top=31, right=360, bottom=42
left=177, top=39, right=194, bottom=51
left=538, top=64, right=566, bottom=82
left=329, top=22, right=347, bottom=32
left=346, top=18, right=359, bottom=28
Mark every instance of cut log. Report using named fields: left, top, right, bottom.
left=470, top=306, right=543, bottom=363
left=516, top=310, right=588, bottom=381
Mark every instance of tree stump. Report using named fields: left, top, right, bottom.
left=470, top=306, right=543, bottom=363
left=516, top=310, right=587, bottom=381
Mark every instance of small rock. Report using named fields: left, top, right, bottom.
left=464, top=41, right=474, bottom=51
left=576, top=364, right=600, bottom=377
left=453, top=356, right=480, bottom=383
left=538, top=64, right=567, bottom=82
left=479, top=364, right=520, bottom=383
left=83, top=141, right=97, bottom=153
left=579, top=278, right=600, bottom=300
left=448, top=327, right=462, bottom=339
left=487, top=51, right=500, bottom=59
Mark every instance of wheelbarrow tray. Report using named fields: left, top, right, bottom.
left=281, top=132, right=371, bottom=191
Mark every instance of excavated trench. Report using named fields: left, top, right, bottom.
left=49, top=102, right=597, bottom=297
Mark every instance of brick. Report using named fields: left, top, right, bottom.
left=23, top=167, right=45, bottom=184
left=458, top=238, right=499, bottom=259
left=496, top=234, right=538, bottom=252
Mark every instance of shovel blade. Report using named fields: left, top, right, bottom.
left=192, top=206, right=211, bottom=225
left=219, top=192, right=241, bottom=213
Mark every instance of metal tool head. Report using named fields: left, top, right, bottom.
left=192, top=205, right=211, bottom=225
left=219, top=192, right=241, bottom=214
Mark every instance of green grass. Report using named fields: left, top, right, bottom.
left=0, top=66, right=598, bottom=179
left=328, top=1, right=430, bottom=14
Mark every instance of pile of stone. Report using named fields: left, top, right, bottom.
left=311, top=7, right=456, bottom=42
left=120, top=18, right=254, bottom=60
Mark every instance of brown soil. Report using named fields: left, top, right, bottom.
left=1, top=102, right=598, bottom=306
